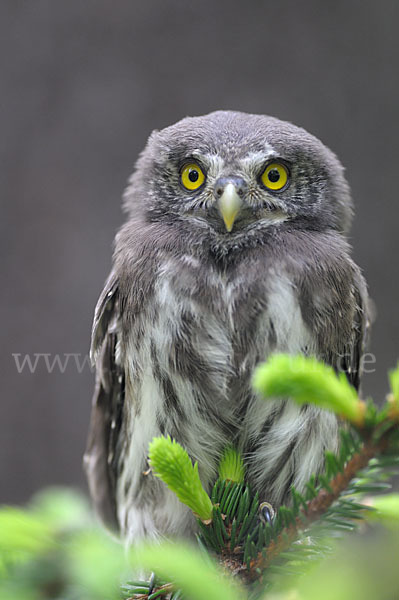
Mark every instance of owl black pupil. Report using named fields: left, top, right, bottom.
left=188, top=169, right=199, bottom=182
left=268, top=169, right=280, bottom=183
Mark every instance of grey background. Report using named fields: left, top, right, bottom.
left=2, top=1, right=398, bottom=504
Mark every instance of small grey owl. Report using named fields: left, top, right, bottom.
left=84, top=111, right=368, bottom=544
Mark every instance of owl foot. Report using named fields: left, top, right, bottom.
left=147, top=572, right=156, bottom=595
left=259, top=501, right=275, bottom=525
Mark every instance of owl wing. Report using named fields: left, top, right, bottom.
left=83, top=271, right=124, bottom=532
left=341, top=272, right=371, bottom=392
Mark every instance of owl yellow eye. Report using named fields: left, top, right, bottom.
left=261, top=162, right=289, bottom=191
left=180, top=163, right=205, bottom=191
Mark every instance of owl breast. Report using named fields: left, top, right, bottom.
left=151, top=254, right=316, bottom=382
left=118, top=252, right=337, bottom=539
left=125, top=253, right=316, bottom=459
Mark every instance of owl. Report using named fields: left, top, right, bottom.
left=84, top=111, right=368, bottom=544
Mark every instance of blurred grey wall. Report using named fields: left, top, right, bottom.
left=2, top=1, right=398, bottom=504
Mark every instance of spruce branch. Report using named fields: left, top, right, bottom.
left=218, top=446, right=245, bottom=483
left=368, top=493, right=399, bottom=526
left=387, top=363, right=399, bottom=420
left=389, top=363, right=399, bottom=402
left=247, top=431, right=391, bottom=581
left=148, top=436, right=213, bottom=521
left=253, top=353, right=366, bottom=426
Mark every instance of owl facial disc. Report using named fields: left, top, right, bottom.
left=217, top=182, right=243, bottom=232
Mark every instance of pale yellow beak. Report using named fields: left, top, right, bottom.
left=218, top=183, right=243, bottom=232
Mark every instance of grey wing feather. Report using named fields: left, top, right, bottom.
left=90, top=272, right=119, bottom=364
left=84, top=272, right=124, bottom=532
left=343, top=272, right=370, bottom=392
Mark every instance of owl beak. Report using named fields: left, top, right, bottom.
left=217, top=183, right=243, bottom=232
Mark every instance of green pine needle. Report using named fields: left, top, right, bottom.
left=0, top=507, right=53, bottom=555
left=130, top=541, right=244, bottom=600
left=367, top=494, right=399, bottom=528
left=389, top=363, right=399, bottom=401
left=387, top=363, right=399, bottom=422
left=253, top=354, right=365, bottom=425
left=218, top=446, right=245, bottom=483
left=149, top=436, right=213, bottom=521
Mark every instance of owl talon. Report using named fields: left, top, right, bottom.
left=259, top=501, right=275, bottom=525
left=147, top=572, right=156, bottom=596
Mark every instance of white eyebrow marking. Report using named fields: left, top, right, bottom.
left=191, top=153, right=225, bottom=176
left=241, top=148, right=277, bottom=167
left=192, top=151, right=223, bottom=163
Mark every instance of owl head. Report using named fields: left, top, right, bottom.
left=123, top=111, right=352, bottom=241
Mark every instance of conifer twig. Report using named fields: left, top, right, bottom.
left=246, top=430, right=392, bottom=581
